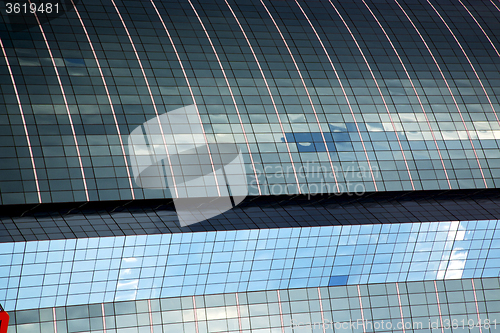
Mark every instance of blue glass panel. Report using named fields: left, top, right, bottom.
left=328, top=275, right=349, bottom=286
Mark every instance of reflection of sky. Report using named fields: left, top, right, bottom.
left=283, top=116, right=500, bottom=153
left=0, top=220, right=498, bottom=311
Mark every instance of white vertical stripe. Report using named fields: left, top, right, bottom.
left=192, top=295, right=200, bottom=333
left=491, top=0, right=500, bottom=12
left=295, top=0, right=378, bottom=191
left=395, top=0, right=488, bottom=188
left=428, top=0, right=500, bottom=129
left=277, top=290, right=285, bottom=333
left=70, top=0, right=135, bottom=199
left=459, top=0, right=500, bottom=58
left=186, top=0, right=261, bottom=195
left=0, top=38, right=42, bottom=203
left=29, top=0, right=89, bottom=201
left=149, top=0, right=222, bottom=197
left=329, top=0, right=415, bottom=190
left=434, top=280, right=444, bottom=333
left=148, top=299, right=154, bottom=333
left=317, top=287, right=326, bottom=333
left=260, top=0, right=340, bottom=192
left=362, top=0, right=451, bottom=189
left=110, top=0, right=179, bottom=197
left=235, top=293, right=243, bottom=333
left=230, top=1, right=302, bottom=194
left=101, top=303, right=107, bottom=333
left=396, top=282, right=406, bottom=333
left=52, top=307, right=57, bottom=333
left=471, top=279, right=483, bottom=333
left=357, top=285, right=366, bottom=333
left=226, top=0, right=302, bottom=193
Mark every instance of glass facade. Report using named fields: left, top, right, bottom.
left=2, top=0, right=500, bottom=204
left=7, top=278, right=500, bottom=333
left=2, top=220, right=500, bottom=312
left=2, top=0, right=500, bottom=332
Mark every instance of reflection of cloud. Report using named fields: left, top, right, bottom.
left=442, top=131, right=460, bottom=140
left=123, top=257, right=137, bottom=263
left=206, top=306, right=236, bottom=320
left=455, top=229, right=466, bottom=241
left=367, top=112, right=500, bottom=141
left=117, top=279, right=139, bottom=290
left=450, top=250, right=468, bottom=261
left=447, top=221, right=460, bottom=240
left=477, top=131, right=496, bottom=139
left=18, top=58, right=41, bottom=66
left=442, top=222, right=468, bottom=279
left=366, top=123, right=384, bottom=132
left=449, top=259, right=466, bottom=273
left=405, top=132, right=423, bottom=140
left=115, top=290, right=138, bottom=301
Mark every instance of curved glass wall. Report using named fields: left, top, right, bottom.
left=1, top=0, right=500, bottom=205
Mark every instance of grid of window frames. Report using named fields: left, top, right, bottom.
left=5, top=278, right=500, bottom=333
left=1, top=0, right=500, bottom=205
left=1, top=220, right=499, bottom=311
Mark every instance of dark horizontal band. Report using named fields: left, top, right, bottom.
left=1, top=189, right=500, bottom=243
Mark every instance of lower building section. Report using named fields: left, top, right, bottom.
left=2, top=220, right=500, bottom=311
left=6, top=277, right=500, bottom=333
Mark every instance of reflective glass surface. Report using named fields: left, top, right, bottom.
left=1, top=220, right=499, bottom=311
left=2, top=0, right=500, bottom=331
left=1, top=0, right=500, bottom=204
left=7, top=278, right=500, bottom=333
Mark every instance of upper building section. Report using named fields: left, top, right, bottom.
left=1, top=0, right=500, bottom=205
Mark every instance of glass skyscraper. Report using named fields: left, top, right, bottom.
left=1, top=0, right=500, bottom=332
